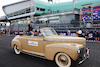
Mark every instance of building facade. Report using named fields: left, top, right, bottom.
left=1, top=0, right=100, bottom=31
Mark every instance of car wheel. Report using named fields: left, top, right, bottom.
left=14, top=45, right=20, bottom=55
left=55, top=53, right=71, bottom=67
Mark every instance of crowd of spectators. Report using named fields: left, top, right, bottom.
left=0, top=28, right=100, bottom=41
left=0, top=29, right=38, bottom=36
left=0, top=29, right=15, bottom=35
left=67, top=29, right=100, bottom=41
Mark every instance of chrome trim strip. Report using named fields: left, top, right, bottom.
left=19, top=37, right=43, bottom=41
left=27, top=38, right=43, bottom=41
left=44, top=39, right=81, bottom=42
left=22, top=51, right=46, bottom=59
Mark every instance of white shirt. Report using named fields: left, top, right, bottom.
left=67, top=30, right=71, bottom=36
left=78, top=30, right=82, bottom=34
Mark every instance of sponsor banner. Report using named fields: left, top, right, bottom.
left=28, top=41, right=38, bottom=46
left=80, top=6, right=100, bottom=20
left=93, top=23, right=100, bottom=27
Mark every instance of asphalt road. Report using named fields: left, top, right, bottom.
left=0, top=35, right=100, bottom=67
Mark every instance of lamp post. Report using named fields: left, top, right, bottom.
left=30, top=0, right=36, bottom=22
left=73, top=0, right=75, bottom=14
left=73, top=0, right=78, bottom=14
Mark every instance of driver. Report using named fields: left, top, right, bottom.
left=26, top=17, right=34, bottom=36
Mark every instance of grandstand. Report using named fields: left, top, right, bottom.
left=0, top=0, right=100, bottom=31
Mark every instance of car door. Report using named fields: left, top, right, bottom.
left=22, top=36, right=44, bottom=55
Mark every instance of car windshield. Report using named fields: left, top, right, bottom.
left=42, top=29, right=57, bottom=36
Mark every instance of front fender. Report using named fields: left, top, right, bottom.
left=11, top=39, right=22, bottom=51
left=45, top=43, right=79, bottom=61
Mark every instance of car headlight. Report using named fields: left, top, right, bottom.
left=77, top=49, right=80, bottom=54
left=77, top=48, right=84, bottom=55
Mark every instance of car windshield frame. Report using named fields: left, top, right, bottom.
left=41, top=28, right=58, bottom=37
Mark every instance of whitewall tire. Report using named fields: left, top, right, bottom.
left=14, top=45, right=20, bottom=55
left=55, top=53, right=71, bottom=67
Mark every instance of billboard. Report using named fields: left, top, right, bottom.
left=80, top=5, right=100, bottom=20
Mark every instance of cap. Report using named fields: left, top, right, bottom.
left=35, top=30, right=37, bottom=32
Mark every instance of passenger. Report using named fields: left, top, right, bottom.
left=34, top=30, right=38, bottom=36
left=26, top=17, right=34, bottom=36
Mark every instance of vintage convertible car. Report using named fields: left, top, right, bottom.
left=11, top=27, right=90, bottom=67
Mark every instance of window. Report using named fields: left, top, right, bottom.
left=9, top=14, right=13, bottom=17
left=57, top=10, right=60, bottom=13
left=53, top=11, right=54, bottom=13
left=48, top=9, right=50, bottom=13
left=37, top=7, right=39, bottom=10
left=14, top=12, right=18, bottom=16
left=7, top=7, right=35, bottom=17
left=26, top=8, right=30, bottom=13
left=18, top=21, right=24, bottom=25
left=7, top=14, right=10, bottom=18
left=46, top=21, right=48, bottom=24
left=40, top=8, right=45, bottom=11
left=41, top=21, right=42, bottom=24
left=50, top=11, right=52, bottom=13
left=20, top=10, right=25, bottom=15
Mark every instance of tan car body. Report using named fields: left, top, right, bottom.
left=11, top=28, right=86, bottom=62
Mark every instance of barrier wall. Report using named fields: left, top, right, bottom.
left=56, top=30, right=100, bottom=41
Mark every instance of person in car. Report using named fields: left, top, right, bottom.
left=34, top=30, right=38, bottom=36
left=26, top=17, right=34, bottom=36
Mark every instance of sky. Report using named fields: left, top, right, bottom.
left=0, top=0, right=72, bottom=17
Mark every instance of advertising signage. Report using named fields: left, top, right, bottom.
left=80, top=5, right=100, bottom=20
left=93, top=23, right=100, bottom=27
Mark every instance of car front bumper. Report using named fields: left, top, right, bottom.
left=79, top=48, right=90, bottom=64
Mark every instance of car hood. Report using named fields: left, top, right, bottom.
left=44, top=35, right=86, bottom=44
